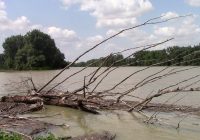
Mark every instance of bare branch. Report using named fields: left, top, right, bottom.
left=37, top=15, right=188, bottom=93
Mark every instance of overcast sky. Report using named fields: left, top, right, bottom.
left=0, top=0, right=200, bottom=61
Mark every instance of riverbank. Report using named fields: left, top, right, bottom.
left=0, top=101, right=115, bottom=139
left=0, top=91, right=200, bottom=140
left=0, top=67, right=200, bottom=140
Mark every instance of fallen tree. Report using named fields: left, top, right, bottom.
left=1, top=88, right=200, bottom=115
left=1, top=14, right=200, bottom=139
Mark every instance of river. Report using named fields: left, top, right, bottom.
left=0, top=67, right=200, bottom=140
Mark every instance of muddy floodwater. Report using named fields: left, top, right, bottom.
left=0, top=67, right=200, bottom=140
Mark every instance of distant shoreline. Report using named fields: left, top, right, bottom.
left=0, top=66, right=198, bottom=72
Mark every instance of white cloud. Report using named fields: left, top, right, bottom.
left=154, top=27, right=176, bottom=36
left=104, top=12, right=200, bottom=52
left=60, top=0, right=80, bottom=9
left=154, top=17, right=200, bottom=37
left=0, top=0, right=78, bottom=42
left=0, top=12, right=78, bottom=49
left=161, top=12, right=179, bottom=20
left=186, top=0, right=200, bottom=7
left=1, top=0, right=200, bottom=62
left=0, top=0, right=31, bottom=31
left=76, top=35, right=103, bottom=51
left=0, top=0, right=80, bottom=61
left=75, top=35, right=124, bottom=60
left=47, top=26, right=78, bottom=42
left=81, top=0, right=152, bottom=27
left=61, top=0, right=153, bottom=28
left=0, top=11, right=7, bottom=22
left=96, top=17, right=138, bottom=28
left=44, top=26, right=80, bottom=60
left=0, top=0, right=6, bottom=19
left=153, top=15, right=200, bottom=47
left=86, top=35, right=103, bottom=43
left=106, top=29, right=117, bottom=37
left=0, top=0, right=5, bottom=9
left=0, top=16, right=31, bottom=31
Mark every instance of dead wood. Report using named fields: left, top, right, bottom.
left=38, top=15, right=189, bottom=93
left=1, top=94, right=100, bottom=115
left=0, top=102, right=43, bottom=115
left=1, top=15, right=198, bottom=140
left=0, top=116, right=53, bottom=137
left=1, top=91, right=200, bottom=116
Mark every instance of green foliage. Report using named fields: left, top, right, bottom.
left=74, top=54, right=124, bottom=67
left=0, top=131, right=67, bottom=140
left=3, top=35, right=24, bottom=68
left=1, top=30, right=67, bottom=70
left=0, top=131, right=22, bottom=140
left=0, top=54, right=5, bottom=69
left=34, top=133, right=59, bottom=140
left=74, top=45, right=200, bottom=67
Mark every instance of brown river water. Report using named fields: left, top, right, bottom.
left=0, top=67, right=200, bottom=140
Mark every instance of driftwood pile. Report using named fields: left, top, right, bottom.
left=0, top=96, right=116, bottom=140
left=1, top=90, right=200, bottom=115
left=1, top=15, right=200, bottom=139
left=0, top=104, right=53, bottom=139
left=0, top=115, right=53, bottom=137
left=2, top=14, right=199, bottom=117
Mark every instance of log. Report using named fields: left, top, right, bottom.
left=1, top=95, right=100, bottom=114
left=1, top=95, right=43, bottom=104
left=1, top=93, right=200, bottom=116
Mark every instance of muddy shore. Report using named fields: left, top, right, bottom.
left=0, top=92, right=200, bottom=139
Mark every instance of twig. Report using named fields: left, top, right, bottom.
left=37, top=15, right=189, bottom=93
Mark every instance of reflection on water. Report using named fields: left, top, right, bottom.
left=1, top=67, right=200, bottom=139
left=27, top=105, right=200, bottom=140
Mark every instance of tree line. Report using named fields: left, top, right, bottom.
left=0, top=30, right=68, bottom=70
left=74, top=44, right=200, bottom=67
left=1, top=29, right=200, bottom=70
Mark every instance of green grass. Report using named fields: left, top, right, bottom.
left=0, top=131, right=22, bottom=140
left=34, top=133, right=60, bottom=140
left=0, top=131, right=68, bottom=140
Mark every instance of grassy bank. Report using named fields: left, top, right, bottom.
left=0, top=131, right=62, bottom=140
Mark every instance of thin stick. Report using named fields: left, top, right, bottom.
left=37, top=15, right=189, bottom=93
left=83, top=76, right=86, bottom=98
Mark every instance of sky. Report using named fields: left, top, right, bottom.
left=0, top=0, right=200, bottom=61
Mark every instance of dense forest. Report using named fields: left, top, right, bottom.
left=74, top=44, right=200, bottom=67
left=0, top=30, right=67, bottom=70
left=1, top=30, right=200, bottom=70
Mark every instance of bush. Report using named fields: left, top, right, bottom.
left=0, top=131, right=22, bottom=140
left=0, top=131, right=64, bottom=140
left=34, top=133, right=59, bottom=140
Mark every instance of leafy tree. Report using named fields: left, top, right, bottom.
left=74, top=45, right=200, bottom=67
left=1, top=30, right=67, bottom=70
left=0, top=54, right=5, bottom=68
left=3, top=35, right=24, bottom=68
left=24, top=30, right=66, bottom=69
